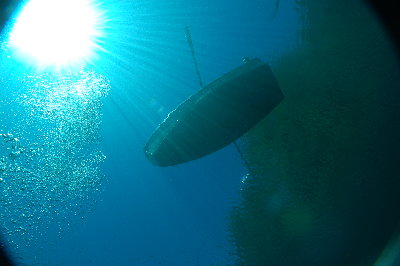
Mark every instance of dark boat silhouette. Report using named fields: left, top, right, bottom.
left=144, top=58, right=284, bottom=166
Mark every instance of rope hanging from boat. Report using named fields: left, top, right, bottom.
left=184, top=26, right=252, bottom=175
left=185, top=26, right=204, bottom=88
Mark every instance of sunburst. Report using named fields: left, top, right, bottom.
left=8, top=0, right=106, bottom=70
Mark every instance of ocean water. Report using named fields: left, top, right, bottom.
left=0, top=0, right=399, bottom=265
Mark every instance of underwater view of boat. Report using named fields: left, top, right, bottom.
left=144, top=58, right=283, bottom=167
left=1, top=0, right=400, bottom=265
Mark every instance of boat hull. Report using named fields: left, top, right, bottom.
left=144, top=58, right=284, bottom=167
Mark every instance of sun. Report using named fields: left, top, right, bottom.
left=8, top=0, right=106, bottom=70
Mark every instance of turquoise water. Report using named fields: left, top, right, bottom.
left=0, top=0, right=298, bottom=264
left=1, top=0, right=400, bottom=265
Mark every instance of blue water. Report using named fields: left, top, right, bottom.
left=0, top=0, right=299, bottom=265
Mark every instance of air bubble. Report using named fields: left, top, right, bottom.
left=0, top=69, right=109, bottom=252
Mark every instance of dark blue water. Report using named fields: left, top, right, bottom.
left=0, top=0, right=299, bottom=265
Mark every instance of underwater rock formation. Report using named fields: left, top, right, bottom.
left=229, top=0, right=400, bottom=265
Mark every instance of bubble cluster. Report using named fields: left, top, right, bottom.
left=0, top=69, right=109, bottom=251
